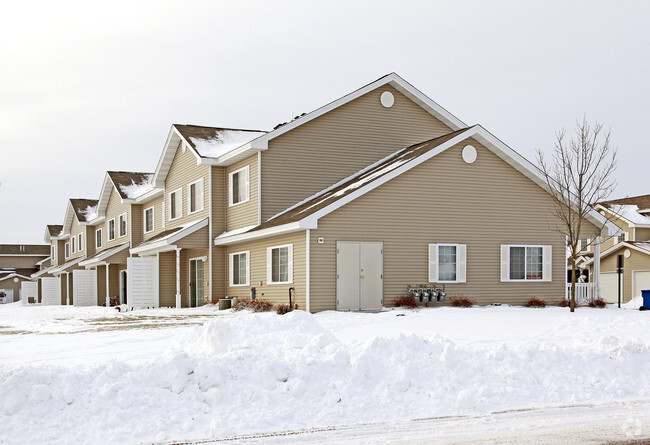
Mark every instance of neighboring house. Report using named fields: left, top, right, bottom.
left=0, top=244, right=49, bottom=303
left=78, top=171, right=155, bottom=306
left=33, top=73, right=613, bottom=311
left=583, top=194, right=650, bottom=303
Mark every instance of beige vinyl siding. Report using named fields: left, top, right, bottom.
left=85, top=225, right=96, bottom=257
left=131, top=204, right=143, bottom=248
left=142, top=195, right=165, bottom=242
left=159, top=252, right=176, bottom=307
left=225, top=232, right=306, bottom=309
left=635, top=227, right=650, bottom=241
left=309, top=138, right=587, bottom=312
left=96, top=265, right=106, bottom=303
left=68, top=217, right=85, bottom=260
left=56, top=239, right=66, bottom=265
left=261, top=84, right=455, bottom=221
left=105, top=190, right=130, bottom=250
left=165, top=142, right=210, bottom=229
left=225, top=154, right=259, bottom=231
left=597, top=248, right=650, bottom=303
left=211, top=167, right=226, bottom=299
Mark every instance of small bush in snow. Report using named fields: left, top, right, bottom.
left=232, top=299, right=275, bottom=312
left=558, top=299, right=570, bottom=307
left=588, top=298, right=607, bottom=309
left=525, top=297, right=546, bottom=308
left=394, top=295, right=417, bottom=308
left=449, top=295, right=475, bottom=308
left=276, top=303, right=298, bottom=315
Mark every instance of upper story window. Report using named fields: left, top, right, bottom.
left=144, top=207, right=154, bottom=233
left=188, top=179, right=204, bottom=214
left=71, top=236, right=76, bottom=254
left=78, top=233, right=83, bottom=251
left=169, top=189, right=182, bottom=220
left=267, top=244, right=293, bottom=284
left=501, top=245, right=551, bottom=282
left=108, top=219, right=116, bottom=241
left=428, top=243, right=467, bottom=283
left=51, top=245, right=55, bottom=260
left=65, top=242, right=70, bottom=259
left=118, top=213, right=127, bottom=237
left=229, top=166, right=250, bottom=206
left=96, top=228, right=102, bottom=249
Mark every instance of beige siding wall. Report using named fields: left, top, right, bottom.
left=225, top=154, right=259, bottom=230
left=105, top=190, right=130, bottom=249
left=131, top=204, right=143, bottom=248
left=309, top=138, right=584, bottom=312
left=635, top=227, right=650, bottom=241
left=96, top=265, right=106, bottom=303
left=0, top=277, right=29, bottom=302
left=225, top=232, right=306, bottom=309
left=159, top=252, right=176, bottom=307
left=261, top=84, right=455, bottom=221
left=165, top=143, right=210, bottom=229
left=0, top=256, right=45, bottom=269
left=211, top=167, right=226, bottom=299
left=56, top=239, right=66, bottom=265
left=142, top=195, right=165, bottom=242
left=68, top=217, right=86, bottom=261
left=597, top=248, right=650, bottom=302
left=85, top=225, right=96, bottom=258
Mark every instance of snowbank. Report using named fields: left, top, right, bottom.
left=2, top=309, right=650, bottom=444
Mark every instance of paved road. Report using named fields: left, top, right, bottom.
left=158, top=399, right=650, bottom=445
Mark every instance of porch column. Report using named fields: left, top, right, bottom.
left=65, top=272, right=70, bottom=306
left=105, top=263, right=110, bottom=308
left=594, top=236, right=601, bottom=300
left=175, top=248, right=181, bottom=309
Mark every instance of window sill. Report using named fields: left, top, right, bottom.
left=230, top=283, right=249, bottom=287
left=229, top=198, right=250, bottom=208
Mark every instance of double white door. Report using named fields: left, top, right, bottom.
left=336, top=241, right=383, bottom=311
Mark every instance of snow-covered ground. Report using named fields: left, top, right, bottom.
left=1, top=299, right=649, bottom=444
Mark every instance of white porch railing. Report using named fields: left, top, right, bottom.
left=565, top=283, right=599, bottom=305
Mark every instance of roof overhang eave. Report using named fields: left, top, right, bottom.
left=214, top=221, right=312, bottom=246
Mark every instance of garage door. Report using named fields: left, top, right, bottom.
left=633, top=271, right=650, bottom=300
left=600, top=272, right=619, bottom=303
left=73, top=270, right=97, bottom=306
left=127, top=257, right=158, bottom=308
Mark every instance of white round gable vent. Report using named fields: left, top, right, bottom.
left=462, top=145, right=477, bottom=164
left=624, top=248, right=632, bottom=258
left=380, top=91, right=394, bottom=108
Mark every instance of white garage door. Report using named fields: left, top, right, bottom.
left=633, top=271, right=650, bottom=300
left=21, top=281, right=38, bottom=305
left=42, top=277, right=61, bottom=305
left=73, top=270, right=97, bottom=306
left=600, top=272, right=619, bottom=303
left=127, top=257, right=158, bottom=308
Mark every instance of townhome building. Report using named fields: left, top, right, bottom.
left=0, top=244, right=49, bottom=303
left=33, top=73, right=614, bottom=311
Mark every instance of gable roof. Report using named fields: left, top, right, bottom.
left=152, top=125, right=267, bottom=188
left=61, top=199, right=98, bottom=235
left=597, top=194, right=650, bottom=228
left=582, top=241, right=650, bottom=266
left=601, top=194, right=650, bottom=211
left=215, top=125, right=615, bottom=245
left=107, top=171, right=154, bottom=200
left=47, top=225, right=62, bottom=238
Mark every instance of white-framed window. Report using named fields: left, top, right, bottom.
left=65, top=242, right=70, bottom=259
left=78, top=233, right=83, bottom=251
left=428, top=243, right=467, bottom=283
left=51, top=245, right=55, bottom=260
left=188, top=179, right=204, bottom=214
left=71, top=236, right=76, bottom=254
left=169, top=189, right=182, bottom=220
left=229, top=166, right=250, bottom=206
left=500, top=245, right=552, bottom=282
left=229, top=251, right=250, bottom=286
left=96, top=228, right=102, bottom=249
left=108, top=218, right=116, bottom=241
left=144, top=206, right=155, bottom=233
left=118, top=213, right=127, bottom=237
left=266, top=244, right=293, bottom=284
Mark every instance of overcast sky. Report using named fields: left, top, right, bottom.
left=1, top=0, right=648, bottom=244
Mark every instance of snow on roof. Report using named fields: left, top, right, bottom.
left=174, top=125, right=267, bottom=159
left=114, top=173, right=154, bottom=199
left=70, top=199, right=99, bottom=223
left=614, top=205, right=650, bottom=225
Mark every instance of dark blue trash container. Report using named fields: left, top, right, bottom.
left=643, top=290, right=650, bottom=309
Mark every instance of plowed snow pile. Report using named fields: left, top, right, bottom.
left=1, top=305, right=650, bottom=444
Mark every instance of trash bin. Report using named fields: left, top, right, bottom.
left=218, top=298, right=233, bottom=310
left=642, top=290, right=650, bottom=309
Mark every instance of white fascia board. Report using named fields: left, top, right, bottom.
left=0, top=273, right=33, bottom=282
left=594, top=204, right=650, bottom=230
left=213, top=221, right=308, bottom=246
left=198, top=143, right=260, bottom=166
left=130, top=243, right=178, bottom=256
left=130, top=218, right=208, bottom=255
left=61, top=201, right=76, bottom=236
left=582, top=242, right=650, bottom=266
left=50, top=256, right=86, bottom=274
left=124, top=187, right=164, bottom=204
left=79, top=243, right=130, bottom=267
left=35, top=257, right=50, bottom=266
left=43, top=228, right=52, bottom=244
left=95, top=174, right=114, bottom=219
left=153, top=127, right=197, bottom=188
left=250, top=73, right=466, bottom=150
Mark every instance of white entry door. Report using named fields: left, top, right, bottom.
left=336, top=241, right=383, bottom=311
left=127, top=257, right=158, bottom=308
left=73, top=270, right=97, bottom=306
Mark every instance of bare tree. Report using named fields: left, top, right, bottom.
left=536, top=117, right=617, bottom=312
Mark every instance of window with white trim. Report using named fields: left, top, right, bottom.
left=78, top=233, right=83, bottom=251
left=71, top=236, right=76, bottom=254
left=500, top=245, right=552, bottom=282
left=96, top=228, right=102, bottom=249
left=267, top=244, right=293, bottom=284
left=169, top=189, right=182, bottom=220
left=229, top=251, right=249, bottom=286
left=144, top=207, right=154, bottom=233
left=428, top=243, right=467, bottom=283
left=118, top=213, right=127, bottom=237
left=188, top=179, right=204, bottom=214
left=65, top=242, right=70, bottom=259
left=51, top=245, right=55, bottom=260
left=108, top=219, right=116, bottom=241
left=229, top=166, right=249, bottom=206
